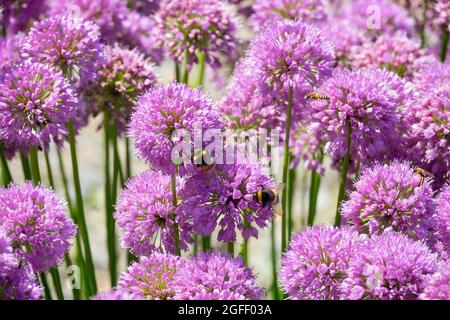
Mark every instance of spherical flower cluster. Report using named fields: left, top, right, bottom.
left=115, top=170, right=192, bottom=256
left=411, top=58, right=450, bottom=92
left=219, top=58, right=281, bottom=130
left=0, top=33, right=23, bottom=73
left=340, top=231, right=438, bottom=300
left=433, top=0, right=450, bottom=32
left=117, top=252, right=182, bottom=300
left=155, top=0, right=238, bottom=69
left=249, top=20, right=335, bottom=106
left=419, top=262, right=450, bottom=300
left=0, top=0, right=46, bottom=34
left=0, top=62, right=81, bottom=156
left=92, top=289, right=141, bottom=300
left=349, top=32, right=425, bottom=77
left=402, top=84, right=450, bottom=186
left=83, top=44, right=157, bottom=134
left=279, top=225, right=364, bottom=300
left=21, top=14, right=103, bottom=85
left=178, top=157, right=275, bottom=242
left=0, top=183, right=77, bottom=272
left=341, top=0, right=416, bottom=38
left=434, top=185, right=450, bottom=256
left=0, top=231, right=42, bottom=300
left=308, top=68, right=405, bottom=172
left=341, top=161, right=436, bottom=243
left=251, top=0, right=327, bottom=30
left=173, top=251, right=264, bottom=300
left=128, top=82, right=223, bottom=175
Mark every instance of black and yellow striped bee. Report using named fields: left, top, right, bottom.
left=253, top=184, right=285, bottom=216
left=192, top=148, right=215, bottom=171
left=413, top=167, right=434, bottom=186
left=305, top=92, right=330, bottom=100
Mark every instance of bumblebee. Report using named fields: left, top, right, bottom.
left=413, top=167, right=434, bottom=186
left=254, top=184, right=285, bottom=216
left=192, top=148, right=214, bottom=170
left=305, top=92, right=330, bottom=100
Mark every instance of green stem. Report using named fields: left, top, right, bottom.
left=420, top=0, right=429, bottom=48
left=287, top=167, right=296, bottom=240
left=0, top=148, right=12, bottom=186
left=127, top=251, right=138, bottom=266
left=20, top=153, right=32, bottom=181
left=29, top=146, right=41, bottom=185
left=195, top=51, right=206, bottom=87
left=171, top=170, right=181, bottom=256
left=182, top=51, right=190, bottom=84
left=440, top=27, right=449, bottom=63
left=67, top=122, right=97, bottom=295
left=125, top=138, right=132, bottom=179
left=110, top=121, right=120, bottom=286
left=50, top=268, right=64, bottom=300
left=334, top=120, right=352, bottom=227
left=193, top=235, right=198, bottom=256
left=175, top=62, right=181, bottom=83
left=44, top=151, right=55, bottom=187
left=307, top=150, right=324, bottom=226
left=40, top=273, right=52, bottom=300
left=240, top=239, right=248, bottom=265
left=202, top=236, right=211, bottom=251
left=64, top=253, right=80, bottom=300
left=270, top=220, right=280, bottom=300
left=281, top=86, right=293, bottom=252
left=227, top=242, right=234, bottom=256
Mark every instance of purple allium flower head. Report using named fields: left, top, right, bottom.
left=433, top=0, right=450, bottom=32
left=127, top=0, right=160, bottom=15
left=115, top=170, right=192, bottom=256
left=0, top=33, right=24, bottom=73
left=0, top=62, right=82, bottom=157
left=340, top=231, right=438, bottom=300
left=419, top=262, right=450, bottom=300
left=173, top=251, right=264, bottom=300
left=279, top=225, right=365, bottom=300
left=341, top=161, right=436, bottom=244
left=0, top=183, right=77, bottom=273
left=308, top=68, right=406, bottom=172
left=434, top=185, right=450, bottom=256
left=248, top=19, right=335, bottom=113
left=48, top=0, right=129, bottom=43
left=128, top=82, right=223, bottom=175
left=0, top=231, right=42, bottom=300
left=402, top=83, right=450, bottom=186
left=250, top=0, right=327, bottom=30
left=349, top=32, right=425, bottom=78
left=117, top=252, right=182, bottom=300
left=0, top=0, right=46, bottom=34
left=219, top=58, right=282, bottom=130
left=21, top=14, right=103, bottom=86
left=411, top=58, right=450, bottom=92
left=83, top=44, right=157, bottom=134
left=92, top=289, right=141, bottom=300
left=155, top=0, right=238, bottom=69
left=341, top=0, right=416, bottom=39
left=179, top=157, right=275, bottom=242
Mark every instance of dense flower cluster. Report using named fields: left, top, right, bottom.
left=83, top=44, right=157, bottom=133
left=434, top=185, right=450, bottom=256
left=341, top=161, right=436, bottom=243
left=279, top=225, right=365, bottom=300
left=419, top=262, right=450, bottom=300
left=0, top=62, right=81, bottom=156
left=0, top=183, right=76, bottom=272
left=21, top=14, right=103, bottom=85
left=340, top=231, right=438, bottom=300
left=155, top=0, right=238, bottom=69
left=115, top=170, right=192, bottom=256
left=433, top=0, right=450, bottom=32
left=0, top=0, right=45, bottom=34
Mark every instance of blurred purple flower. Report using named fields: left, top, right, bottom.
left=0, top=0, right=46, bottom=34
left=0, top=183, right=76, bottom=273
left=434, top=185, right=450, bottom=257
left=419, top=262, right=450, bottom=300
left=173, top=251, right=264, bottom=300
left=92, top=289, right=141, bottom=300
left=279, top=225, right=365, bottom=300
left=341, top=231, right=438, bottom=300
left=0, top=33, right=24, bottom=73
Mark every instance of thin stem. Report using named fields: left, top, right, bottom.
left=334, top=120, right=352, bottom=227
left=0, top=148, right=12, bottom=186
left=50, top=268, right=64, bottom=300
left=227, top=242, right=234, bottom=256
left=195, top=51, right=206, bottom=87
left=240, top=239, right=248, bottom=265
left=64, top=253, right=80, bottom=300
left=193, top=235, right=198, bottom=256
left=29, top=146, right=41, bottom=185
left=175, top=62, right=181, bottom=83
left=440, top=27, right=449, bottom=62
left=125, top=138, right=132, bottom=179
left=281, top=86, right=293, bottom=252
left=182, top=51, right=190, bottom=84
left=44, top=151, right=55, bottom=187
left=287, top=167, right=296, bottom=240
left=109, top=120, right=119, bottom=286
left=40, top=273, right=52, bottom=300
left=67, top=122, right=97, bottom=295
left=20, top=153, right=32, bottom=181
left=307, top=150, right=324, bottom=226
left=420, top=0, right=429, bottom=48
left=170, top=170, right=181, bottom=256
left=270, top=220, right=280, bottom=300
left=202, top=236, right=211, bottom=251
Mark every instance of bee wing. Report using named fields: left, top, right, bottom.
left=273, top=201, right=282, bottom=216
left=272, top=183, right=286, bottom=192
